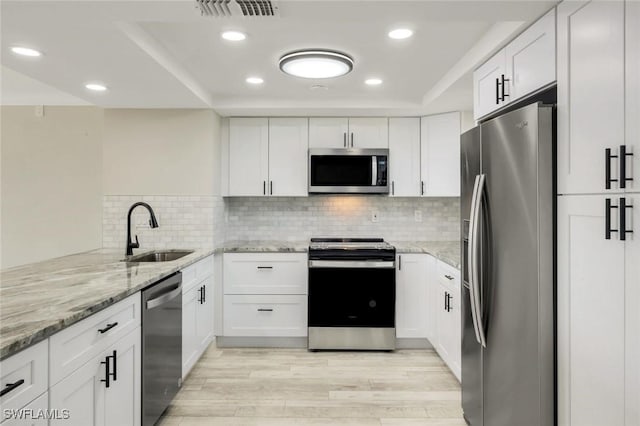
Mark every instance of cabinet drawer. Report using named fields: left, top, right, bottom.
left=0, top=340, right=48, bottom=417
left=437, top=260, right=460, bottom=289
left=223, top=295, right=307, bottom=337
left=49, top=293, right=140, bottom=386
left=183, top=255, right=214, bottom=292
left=223, top=253, right=308, bottom=295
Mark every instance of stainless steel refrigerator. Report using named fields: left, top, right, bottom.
left=460, top=102, right=555, bottom=426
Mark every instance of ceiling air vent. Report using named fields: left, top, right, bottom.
left=196, top=0, right=279, bottom=17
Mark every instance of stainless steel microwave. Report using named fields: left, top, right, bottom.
left=308, top=148, right=389, bottom=194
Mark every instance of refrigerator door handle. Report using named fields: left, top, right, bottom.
left=468, top=175, right=483, bottom=345
left=471, top=174, right=488, bottom=348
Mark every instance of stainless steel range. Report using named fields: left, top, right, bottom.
left=307, top=238, right=396, bottom=350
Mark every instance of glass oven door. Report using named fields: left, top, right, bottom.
left=308, top=264, right=395, bottom=328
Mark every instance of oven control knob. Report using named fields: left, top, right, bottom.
left=369, top=300, right=377, bottom=308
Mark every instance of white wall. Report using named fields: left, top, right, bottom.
left=1, top=106, right=103, bottom=268
left=103, top=109, right=220, bottom=196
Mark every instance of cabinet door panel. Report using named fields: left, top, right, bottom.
left=182, top=285, right=199, bottom=378
left=229, top=118, right=269, bottom=196
left=309, top=118, right=348, bottom=149
left=196, top=278, right=215, bottom=353
left=557, top=195, right=625, bottom=426
left=557, top=1, right=625, bottom=195
left=104, top=328, right=141, bottom=426
left=347, top=118, right=388, bottom=148
left=2, top=392, right=49, bottom=426
left=626, top=194, right=640, bottom=425
left=388, top=118, right=421, bottom=197
left=268, top=118, right=308, bottom=196
left=626, top=0, right=640, bottom=194
left=420, top=112, right=460, bottom=197
left=505, top=8, right=556, bottom=102
left=395, top=254, right=430, bottom=338
left=473, top=49, right=506, bottom=120
left=434, top=282, right=451, bottom=363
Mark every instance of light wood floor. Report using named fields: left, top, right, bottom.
left=159, top=346, right=466, bottom=426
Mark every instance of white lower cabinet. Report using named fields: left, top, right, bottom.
left=49, top=327, right=141, bottom=426
left=1, top=392, right=49, bottom=426
left=395, top=254, right=434, bottom=338
left=181, top=256, right=215, bottom=379
left=433, top=260, right=461, bottom=382
left=223, top=295, right=307, bottom=337
left=558, top=194, right=639, bottom=426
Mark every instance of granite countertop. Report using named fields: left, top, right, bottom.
left=0, top=248, right=214, bottom=360
left=222, top=240, right=309, bottom=253
left=390, top=241, right=461, bottom=269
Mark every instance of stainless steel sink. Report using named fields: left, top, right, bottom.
left=125, top=250, right=194, bottom=263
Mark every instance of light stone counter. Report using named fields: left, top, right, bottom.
left=222, top=240, right=308, bottom=253
left=0, top=248, right=214, bottom=360
left=391, top=241, right=461, bottom=269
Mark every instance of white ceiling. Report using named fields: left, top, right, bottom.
left=1, top=0, right=556, bottom=116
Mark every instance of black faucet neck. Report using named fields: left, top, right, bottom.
left=126, top=202, right=159, bottom=257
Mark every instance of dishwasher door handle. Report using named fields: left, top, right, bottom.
left=308, top=260, right=395, bottom=269
left=146, top=284, right=182, bottom=310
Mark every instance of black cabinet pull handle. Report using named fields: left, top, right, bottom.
left=495, top=77, right=500, bottom=105
left=605, top=198, right=619, bottom=240
left=351, top=132, right=354, bottom=147
left=257, top=266, right=273, bottom=270
left=421, top=181, right=425, bottom=195
left=101, top=355, right=111, bottom=388
left=620, top=145, right=634, bottom=189
left=270, top=181, right=273, bottom=195
left=0, top=379, right=25, bottom=397
left=203, top=284, right=206, bottom=303
left=263, top=181, right=266, bottom=195
left=620, top=197, right=634, bottom=241
left=198, top=286, right=204, bottom=304
left=444, top=274, right=454, bottom=280
left=605, top=148, right=619, bottom=189
left=391, top=181, right=395, bottom=196
left=398, top=255, right=402, bottom=271
left=98, top=322, right=118, bottom=334
left=500, top=74, right=510, bottom=102
left=343, top=132, right=347, bottom=147
left=257, top=308, right=273, bottom=312
left=444, top=291, right=448, bottom=311
left=111, top=350, right=117, bottom=382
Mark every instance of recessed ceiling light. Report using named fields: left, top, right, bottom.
left=222, top=31, right=246, bottom=41
left=246, top=77, right=264, bottom=85
left=365, top=78, right=383, bottom=86
left=279, top=50, right=354, bottom=79
left=11, top=46, right=42, bottom=57
left=388, top=28, right=413, bottom=40
left=85, top=83, right=107, bottom=92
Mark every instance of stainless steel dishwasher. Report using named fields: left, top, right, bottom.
left=142, top=272, right=182, bottom=426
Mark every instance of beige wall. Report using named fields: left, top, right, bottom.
left=1, top=106, right=103, bottom=268
left=103, top=109, right=219, bottom=196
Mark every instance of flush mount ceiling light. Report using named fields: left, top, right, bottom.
left=279, top=50, right=354, bottom=79
left=221, top=31, right=246, bottom=41
left=11, top=46, right=42, bottom=57
left=365, top=78, right=383, bottom=86
left=85, top=83, right=107, bottom=92
left=388, top=28, right=413, bottom=40
left=246, top=77, right=264, bottom=85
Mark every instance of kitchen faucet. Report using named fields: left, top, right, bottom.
left=126, top=202, right=159, bottom=256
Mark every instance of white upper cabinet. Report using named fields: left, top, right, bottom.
left=557, top=1, right=625, bottom=195
left=268, top=118, right=309, bottom=197
left=308, top=118, right=348, bottom=148
left=473, top=49, right=507, bottom=120
left=474, top=8, right=556, bottom=120
left=626, top=0, right=640, bottom=194
left=506, top=8, right=556, bottom=101
left=229, top=118, right=269, bottom=196
left=309, top=117, right=388, bottom=149
left=388, top=118, right=421, bottom=197
left=420, top=112, right=461, bottom=197
left=228, top=118, right=307, bottom=196
left=347, top=118, right=389, bottom=148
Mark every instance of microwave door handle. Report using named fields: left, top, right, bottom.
left=372, top=156, right=377, bottom=185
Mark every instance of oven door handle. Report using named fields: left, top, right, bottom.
left=372, top=156, right=377, bottom=186
left=308, top=260, right=395, bottom=269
